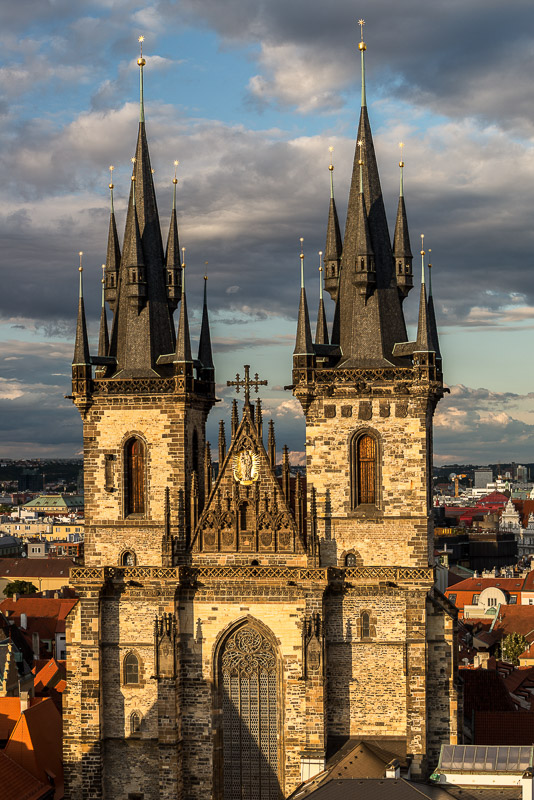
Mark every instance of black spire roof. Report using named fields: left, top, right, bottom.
left=198, top=276, right=214, bottom=372
left=294, top=251, right=313, bottom=356
left=108, top=119, right=175, bottom=377
left=97, top=277, right=109, bottom=359
left=427, top=266, right=441, bottom=359
left=337, top=105, right=408, bottom=367
left=73, top=268, right=90, bottom=366
left=175, top=266, right=192, bottom=363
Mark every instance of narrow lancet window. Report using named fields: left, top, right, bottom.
left=352, top=432, right=379, bottom=509
left=125, top=438, right=145, bottom=515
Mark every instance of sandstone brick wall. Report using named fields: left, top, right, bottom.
left=82, top=394, right=209, bottom=567
left=305, top=393, right=434, bottom=568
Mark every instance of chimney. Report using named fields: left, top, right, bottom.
left=12, top=593, right=19, bottom=602
left=474, top=652, right=490, bottom=669
left=19, top=690, right=31, bottom=712
left=32, top=631, right=39, bottom=657
left=20, top=612, right=27, bottom=630
left=385, top=759, right=400, bottom=779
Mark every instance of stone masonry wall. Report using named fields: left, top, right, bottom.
left=305, top=393, right=433, bottom=568
left=82, top=394, right=208, bottom=567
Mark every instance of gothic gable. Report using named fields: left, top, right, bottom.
left=192, top=406, right=303, bottom=555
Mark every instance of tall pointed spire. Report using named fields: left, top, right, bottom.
left=315, top=251, right=329, bottom=345
left=294, top=238, right=314, bottom=356
left=175, top=248, right=192, bottom=364
left=138, top=36, right=146, bottom=123
left=393, top=142, right=413, bottom=300
left=198, top=274, right=215, bottom=375
left=104, top=166, right=121, bottom=312
left=97, top=264, right=109, bottom=358
left=165, top=160, right=182, bottom=312
left=415, top=235, right=433, bottom=353
left=427, top=253, right=442, bottom=360
left=324, top=146, right=343, bottom=302
left=73, top=252, right=90, bottom=366
left=108, top=37, right=175, bottom=377
left=338, top=23, right=408, bottom=366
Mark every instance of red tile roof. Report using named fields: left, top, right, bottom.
left=0, top=558, right=76, bottom=579
left=0, top=597, right=78, bottom=652
left=0, top=697, right=43, bottom=741
left=5, top=698, right=63, bottom=799
left=489, top=605, right=534, bottom=641
left=476, top=491, right=510, bottom=507
left=0, top=749, right=52, bottom=800
left=474, top=711, right=534, bottom=745
left=34, top=658, right=66, bottom=695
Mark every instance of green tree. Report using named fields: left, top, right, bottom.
left=3, top=580, right=38, bottom=598
left=499, top=632, right=528, bottom=665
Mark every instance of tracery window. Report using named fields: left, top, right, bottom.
left=220, top=625, right=280, bottom=800
left=361, top=611, right=370, bottom=639
left=351, top=432, right=379, bottom=508
left=124, top=653, right=139, bottom=685
left=125, top=438, right=145, bottom=516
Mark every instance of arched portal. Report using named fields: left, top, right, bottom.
left=218, top=622, right=280, bottom=800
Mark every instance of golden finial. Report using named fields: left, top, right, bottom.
left=318, top=251, right=323, bottom=273
left=173, top=159, right=179, bottom=185
left=328, top=145, right=334, bottom=172
left=204, top=261, right=208, bottom=281
left=181, top=246, right=186, bottom=268
left=108, top=165, right=114, bottom=190
left=151, top=168, right=155, bottom=174
left=398, top=141, right=405, bottom=168
left=420, top=233, right=425, bottom=256
left=137, top=35, right=146, bottom=67
left=101, top=263, right=106, bottom=284
left=78, top=251, right=83, bottom=272
left=358, top=18, right=366, bottom=50
left=131, top=157, right=136, bottom=164
left=299, top=237, right=304, bottom=259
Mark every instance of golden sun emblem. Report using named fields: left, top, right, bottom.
left=233, top=449, right=260, bottom=486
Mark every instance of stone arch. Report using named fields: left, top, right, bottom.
left=339, top=548, right=363, bottom=569
left=129, top=709, right=142, bottom=736
left=122, top=650, right=144, bottom=687
left=212, top=616, right=283, bottom=800
left=119, top=549, right=136, bottom=567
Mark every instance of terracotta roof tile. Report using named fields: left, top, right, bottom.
left=0, top=559, right=77, bottom=579
left=0, top=697, right=43, bottom=741
left=34, top=658, right=66, bottom=694
left=5, top=697, right=63, bottom=799
left=0, top=749, right=52, bottom=800
left=474, top=711, right=534, bottom=745
left=461, top=668, right=516, bottom=716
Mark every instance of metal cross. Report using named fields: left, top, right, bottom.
left=227, top=365, right=268, bottom=406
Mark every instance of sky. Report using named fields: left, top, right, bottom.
left=2, top=0, right=534, bottom=464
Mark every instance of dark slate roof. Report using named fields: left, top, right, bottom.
left=315, top=297, right=329, bottom=346
left=291, top=779, right=521, bottom=800
left=474, top=710, right=534, bottom=745
left=393, top=196, right=412, bottom=260
left=72, top=280, right=90, bottom=366
left=337, top=106, right=408, bottom=367
left=108, top=121, right=175, bottom=377
left=294, top=287, right=314, bottom=355
left=198, top=278, right=214, bottom=370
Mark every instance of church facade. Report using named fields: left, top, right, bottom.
left=64, top=36, right=459, bottom=800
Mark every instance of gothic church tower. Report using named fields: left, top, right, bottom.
left=64, top=33, right=459, bottom=800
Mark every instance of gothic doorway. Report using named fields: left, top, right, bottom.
left=217, top=622, right=281, bottom=800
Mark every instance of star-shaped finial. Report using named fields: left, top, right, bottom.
left=358, top=19, right=365, bottom=39
left=131, top=157, right=136, bottom=164
left=138, top=35, right=146, bottom=66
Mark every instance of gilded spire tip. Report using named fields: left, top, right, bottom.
left=328, top=146, right=334, bottom=197
left=137, top=35, right=146, bottom=122
left=358, top=19, right=367, bottom=106
left=299, top=238, right=305, bottom=289
left=420, top=234, right=425, bottom=285
left=318, top=250, right=323, bottom=300
left=398, top=142, right=405, bottom=196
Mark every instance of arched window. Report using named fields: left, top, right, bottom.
left=121, top=550, right=136, bottom=567
left=125, top=438, right=145, bottom=516
left=219, top=624, right=279, bottom=799
left=361, top=612, right=370, bottom=639
left=130, top=711, right=141, bottom=735
left=124, top=653, right=139, bottom=685
left=345, top=553, right=357, bottom=567
left=352, top=432, right=379, bottom=508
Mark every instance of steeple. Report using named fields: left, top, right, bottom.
left=104, top=166, right=121, bottom=312
left=427, top=255, right=442, bottom=360
left=198, top=274, right=215, bottom=377
left=293, top=239, right=314, bottom=357
left=174, top=251, right=192, bottom=366
left=73, top=253, right=90, bottom=367
left=108, top=40, right=175, bottom=377
left=165, top=160, right=182, bottom=312
left=97, top=265, right=109, bottom=358
left=393, top=143, right=414, bottom=300
left=315, top=251, right=329, bottom=345
left=337, top=24, right=408, bottom=366
left=324, top=147, right=343, bottom=302
left=415, top=236, right=433, bottom=353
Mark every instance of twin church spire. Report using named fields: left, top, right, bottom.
left=73, top=40, right=214, bottom=387
left=295, top=24, right=440, bottom=371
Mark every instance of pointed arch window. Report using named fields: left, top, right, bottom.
left=130, top=711, right=142, bottom=735
left=351, top=431, right=379, bottom=509
left=219, top=624, right=280, bottom=800
left=125, top=437, right=145, bottom=516
left=124, top=653, right=139, bottom=685
left=361, top=611, right=370, bottom=639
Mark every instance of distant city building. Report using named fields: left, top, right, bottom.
left=474, top=468, right=493, bottom=489
left=21, top=495, right=83, bottom=517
